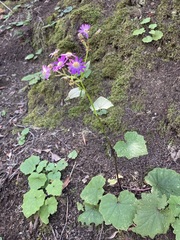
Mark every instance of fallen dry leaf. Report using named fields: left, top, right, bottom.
left=51, top=152, right=61, bottom=162
left=62, top=177, right=71, bottom=189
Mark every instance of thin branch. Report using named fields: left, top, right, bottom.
left=0, top=1, right=13, bottom=12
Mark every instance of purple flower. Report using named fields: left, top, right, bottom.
left=67, top=57, right=86, bottom=75
left=53, top=56, right=67, bottom=72
left=42, top=65, right=51, bottom=79
left=78, top=24, right=91, bottom=39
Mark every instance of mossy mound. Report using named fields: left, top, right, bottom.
left=25, top=0, right=180, bottom=135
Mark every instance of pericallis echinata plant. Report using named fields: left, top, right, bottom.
left=40, top=24, right=180, bottom=239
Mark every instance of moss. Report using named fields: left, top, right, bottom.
left=167, top=104, right=180, bottom=137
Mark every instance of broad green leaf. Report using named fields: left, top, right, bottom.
left=113, top=131, right=148, bottom=159
left=168, top=195, right=180, bottom=217
left=56, top=159, right=68, bottom=171
left=65, top=87, right=85, bottom=100
left=68, top=150, right=78, bottom=159
left=142, top=35, right=153, bottom=43
left=140, top=17, right=151, bottom=24
left=132, top=28, right=145, bottom=36
left=28, top=172, right=47, bottom=189
left=21, top=128, right=29, bottom=136
left=36, top=160, right=48, bottom=173
left=78, top=203, right=103, bottom=226
left=84, top=69, right=91, bottom=78
left=149, top=23, right=157, bottom=29
left=99, top=191, right=137, bottom=230
left=20, top=155, right=40, bottom=175
left=22, top=189, right=45, bottom=218
left=80, top=175, right=105, bottom=205
left=25, top=54, right=35, bottom=60
left=63, top=6, right=73, bottom=13
left=145, top=168, right=180, bottom=198
left=39, top=197, right=58, bottom=224
left=90, top=96, right=114, bottom=111
left=46, top=179, right=63, bottom=196
left=47, top=171, right=61, bottom=180
left=149, top=30, right=155, bottom=35
left=172, top=218, right=180, bottom=240
left=29, top=78, right=39, bottom=85
left=85, top=61, right=91, bottom=70
left=132, top=193, right=173, bottom=238
left=46, top=162, right=56, bottom=171
left=152, top=30, right=163, bottom=41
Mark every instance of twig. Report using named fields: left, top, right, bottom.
left=0, top=1, right=13, bottom=12
left=60, top=197, right=69, bottom=240
left=98, top=224, right=104, bottom=240
left=69, top=161, right=77, bottom=178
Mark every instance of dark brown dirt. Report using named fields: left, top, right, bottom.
left=0, top=0, right=179, bottom=240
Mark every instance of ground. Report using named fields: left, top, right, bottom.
left=0, top=0, right=180, bottom=239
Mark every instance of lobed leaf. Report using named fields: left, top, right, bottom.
left=46, top=179, right=63, bottom=196
left=168, top=195, right=180, bottom=217
left=56, top=159, right=68, bottom=171
left=142, top=36, right=153, bottom=43
left=39, top=197, right=58, bottom=224
left=68, top=150, right=78, bottom=159
left=132, top=193, right=174, bottom=238
left=114, top=131, right=148, bottom=159
left=80, top=175, right=105, bottom=205
left=140, top=17, right=151, bottom=24
left=20, top=155, right=40, bottom=175
left=47, top=171, right=61, bottom=180
left=36, top=160, right=48, bottom=173
left=145, top=168, right=180, bottom=198
left=172, top=218, right=180, bottom=240
left=99, top=190, right=137, bottom=230
left=78, top=203, right=103, bottom=226
left=132, top=28, right=145, bottom=36
left=152, top=30, right=163, bottom=41
left=22, top=189, right=45, bottom=218
left=28, top=172, right=47, bottom=189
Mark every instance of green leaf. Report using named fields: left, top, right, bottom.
left=149, top=23, right=157, bottom=29
left=20, top=155, right=40, bottom=175
left=28, top=172, right=47, bottom=189
left=145, top=168, right=180, bottom=198
left=113, top=131, right=148, bottom=159
left=29, top=78, right=39, bottom=85
left=140, top=17, right=151, bottom=24
left=99, top=191, right=137, bottom=230
left=132, top=28, right=145, bottom=36
left=149, top=30, right=156, bottom=35
left=25, top=54, right=35, bottom=60
left=65, top=87, right=85, bottom=100
left=56, top=159, right=68, bottom=171
left=168, top=195, right=180, bottom=217
left=46, top=179, right=63, bottom=196
left=152, top=30, right=163, bottom=41
left=21, top=74, right=35, bottom=81
left=16, top=21, right=24, bottom=27
left=47, top=171, right=61, bottom=180
left=1, top=110, right=6, bottom=117
left=142, top=35, right=153, bottom=43
left=22, top=189, right=45, bottom=218
left=46, top=162, right=56, bottom=171
left=63, top=6, right=73, bottom=13
left=18, top=136, right=25, bottom=145
left=132, top=193, right=174, bottom=238
left=68, top=150, right=78, bottom=159
left=172, top=218, right=180, bottom=240
left=80, top=175, right=105, bottom=205
left=78, top=203, right=103, bottom=226
left=77, top=202, right=84, bottom=211
left=97, top=109, right=108, bottom=116
left=90, top=96, right=114, bottom=111
left=84, top=69, right=92, bottom=78
left=35, top=48, right=42, bottom=55
left=21, top=128, right=29, bottom=136
left=39, top=197, right=58, bottom=224
left=36, top=160, right=48, bottom=173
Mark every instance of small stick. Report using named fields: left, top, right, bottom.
left=60, top=197, right=69, bottom=240
left=0, top=1, right=13, bottom=12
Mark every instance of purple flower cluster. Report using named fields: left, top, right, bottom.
left=42, top=24, right=91, bottom=80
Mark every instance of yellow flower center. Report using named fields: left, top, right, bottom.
left=73, top=62, right=80, bottom=68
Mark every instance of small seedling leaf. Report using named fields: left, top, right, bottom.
left=39, top=197, right=58, bottom=224
left=114, top=131, right=148, bottom=159
left=80, top=175, right=105, bottom=205
left=46, top=162, right=56, bottom=171
left=145, top=168, right=180, bottom=198
left=90, top=96, right=114, bottom=111
left=172, top=218, right=180, bottom=240
left=36, top=160, right=48, bottom=173
left=132, top=28, right=145, bottom=36
left=152, top=30, right=163, bottom=41
left=68, top=150, right=78, bottom=159
left=28, top=172, right=47, bottom=189
left=142, top=35, right=153, bottom=43
left=78, top=203, right=103, bottom=226
left=35, top=48, right=42, bottom=55
left=99, top=191, right=137, bottom=230
left=140, top=17, right=151, bottom=24
left=149, top=23, right=157, bottom=29
left=22, top=189, right=45, bottom=218
left=1, top=110, right=6, bottom=116
left=63, top=6, right=73, bottom=13
left=20, top=155, right=40, bottom=175
left=47, top=171, right=61, bottom=181
left=25, top=54, right=35, bottom=60
left=77, top=202, right=84, bottom=211
left=56, top=159, right=68, bottom=171
left=46, top=179, right=63, bottom=196
left=66, top=87, right=85, bottom=100
left=132, top=193, right=173, bottom=238
left=21, top=128, right=29, bottom=136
